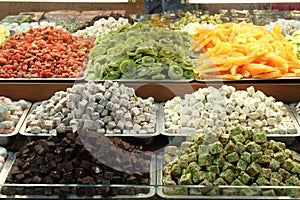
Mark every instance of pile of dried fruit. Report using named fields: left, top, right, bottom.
left=162, top=126, right=300, bottom=197
left=192, top=22, right=300, bottom=80
left=86, top=23, right=196, bottom=80
left=0, top=26, right=94, bottom=78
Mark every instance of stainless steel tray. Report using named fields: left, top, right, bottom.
left=0, top=154, right=156, bottom=199
left=156, top=155, right=300, bottom=199
left=104, top=103, right=164, bottom=137
left=0, top=101, right=32, bottom=138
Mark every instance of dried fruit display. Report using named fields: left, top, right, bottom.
left=0, top=26, right=94, bottom=78
left=86, top=23, right=196, bottom=80
left=162, top=126, right=300, bottom=197
left=192, top=22, right=300, bottom=80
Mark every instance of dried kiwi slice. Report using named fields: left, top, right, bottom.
left=168, top=65, right=184, bottom=80
left=107, top=43, right=126, bottom=58
left=136, top=47, right=158, bottom=56
left=160, top=47, right=175, bottom=58
left=89, top=46, right=107, bottom=59
left=142, top=56, right=156, bottom=66
left=183, top=70, right=194, bottom=79
left=119, top=59, right=137, bottom=75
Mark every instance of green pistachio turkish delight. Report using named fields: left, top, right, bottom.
left=179, top=173, right=193, bottom=185
left=240, top=151, right=251, bottom=163
left=193, top=133, right=206, bottom=145
left=229, top=125, right=244, bottom=138
left=219, top=132, right=229, bottom=145
left=235, top=142, right=246, bottom=154
left=278, top=168, right=291, bottom=180
left=251, top=151, right=263, bottom=163
left=291, top=163, right=300, bottom=174
left=209, top=141, right=223, bottom=155
left=170, top=164, right=182, bottom=178
left=178, top=154, right=189, bottom=168
left=271, top=172, right=283, bottom=182
left=262, top=189, right=276, bottom=196
left=224, top=140, right=236, bottom=153
left=243, top=129, right=254, bottom=140
left=246, top=162, right=261, bottom=176
left=232, top=134, right=246, bottom=144
left=199, top=179, right=213, bottom=194
left=259, top=155, right=272, bottom=165
left=261, top=168, right=272, bottom=179
left=257, top=177, right=269, bottom=186
left=231, top=179, right=243, bottom=186
left=227, top=152, right=239, bottom=163
left=206, top=165, right=220, bottom=174
left=187, top=152, right=198, bottom=163
left=236, top=159, right=248, bottom=171
left=186, top=162, right=201, bottom=174
left=220, top=169, right=235, bottom=184
left=239, top=171, right=251, bottom=184
left=197, top=145, right=209, bottom=155
left=192, top=171, right=206, bottom=183
left=198, top=154, right=212, bottom=167
left=222, top=161, right=235, bottom=171
left=269, top=158, right=281, bottom=171
left=253, top=132, right=267, bottom=143
left=206, top=172, right=216, bottom=182
left=269, top=178, right=281, bottom=186
left=246, top=142, right=261, bottom=153
left=213, top=177, right=227, bottom=185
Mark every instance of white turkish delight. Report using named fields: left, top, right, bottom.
left=31, top=126, right=41, bottom=134
left=125, top=121, right=133, bottom=129
left=247, top=112, right=260, bottom=119
left=201, top=111, right=210, bottom=119
left=95, top=93, right=103, bottom=101
left=231, top=119, right=239, bottom=125
left=96, top=105, right=104, bottom=113
left=206, top=118, right=214, bottom=127
left=226, top=104, right=234, bottom=113
left=124, top=112, right=131, bottom=120
left=83, top=119, right=95, bottom=130
left=103, top=116, right=112, bottom=123
left=91, top=112, right=100, bottom=120
left=66, top=101, right=75, bottom=109
left=104, top=91, right=112, bottom=99
left=108, top=121, right=116, bottom=129
left=126, top=87, right=134, bottom=97
left=131, top=107, right=140, bottom=116
left=266, top=109, right=276, bottom=118
left=106, top=129, right=114, bottom=134
left=29, top=119, right=40, bottom=126
left=106, top=102, right=114, bottom=110
left=205, top=102, right=213, bottom=110
left=253, top=90, right=266, bottom=101
left=110, top=95, right=119, bottom=104
left=115, top=110, right=124, bottom=120
left=133, top=123, right=141, bottom=132
left=238, top=114, right=247, bottom=122
left=104, top=80, right=113, bottom=89
left=253, top=120, right=262, bottom=128
left=246, top=86, right=255, bottom=96
left=120, top=99, right=129, bottom=107
left=113, top=128, right=121, bottom=134
left=54, top=103, right=63, bottom=112
left=82, top=90, right=90, bottom=100
left=0, top=121, right=13, bottom=129
left=44, top=120, right=54, bottom=130
left=45, top=103, right=54, bottom=111
left=41, top=129, right=48, bottom=133
left=229, top=112, right=239, bottom=120
left=287, top=127, right=297, bottom=134
left=94, top=119, right=105, bottom=128
left=111, top=104, right=120, bottom=112
left=79, top=99, right=88, bottom=110
left=181, top=106, right=191, bottom=115
left=215, top=119, right=224, bottom=127
left=99, top=98, right=108, bottom=107
left=210, top=112, right=218, bottom=119
left=101, top=109, right=109, bottom=117
left=54, top=112, right=64, bottom=119
left=98, top=84, right=105, bottom=93
left=48, top=109, right=56, bottom=117
left=96, top=128, right=105, bottom=134
left=139, top=129, right=147, bottom=134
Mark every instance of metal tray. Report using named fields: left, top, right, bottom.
left=0, top=101, right=32, bottom=138
left=19, top=101, right=58, bottom=137
left=0, top=154, right=156, bottom=199
left=104, top=103, right=164, bottom=137
left=156, top=155, right=300, bottom=199
left=0, top=76, right=86, bottom=82
left=289, top=102, right=300, bottom=127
